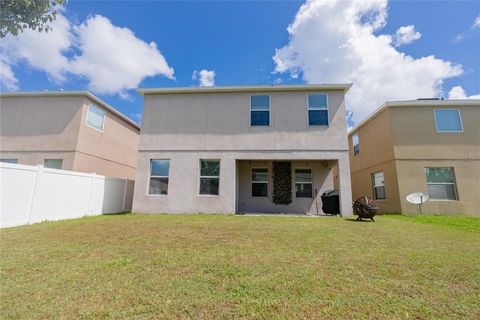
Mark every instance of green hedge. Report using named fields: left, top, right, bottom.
left=272, top=161, right=292, bottom=205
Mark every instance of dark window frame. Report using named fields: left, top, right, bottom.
left=425, top=167, right=458, bottom=200
left=0, top=159, right=18, bottom=164
left=250, top=94, right=271, bottom=126
left=199, top=159, right=221, bottom=196
left=352, top=133, right=360, bottom=156
left=44, top=159, right=63, bottom=169
left=295, top=168, right=313, bottom=198
left=251, top=167, right=268, bottom=198
left=148, top=159, right=170, bottom=195
left=371, top=171, right=386, bottom=200
left=86, top=104, right=106, bottom=132
left=433, top=109, right=463, bottom=133
left=307, top=93, right=329, bottom=126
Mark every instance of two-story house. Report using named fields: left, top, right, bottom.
left=133, top=84, right=353, bottom=216
left=348, top=99, right=480, bottom=215
left=0, top=91, right=140, bottom=179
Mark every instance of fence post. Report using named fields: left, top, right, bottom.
left=27, top=165, right=43, bottom=225
left=86, top=173, right=95, bottom=216
left=122, top=178, right=128, bottom=212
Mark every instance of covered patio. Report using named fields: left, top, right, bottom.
left=235, top=159, right=346, bottom=215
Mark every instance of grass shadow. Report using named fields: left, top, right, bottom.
left=345, top=218, right=375, bottom=223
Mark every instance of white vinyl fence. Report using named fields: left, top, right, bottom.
left=0, top=162, right=134, bottom=228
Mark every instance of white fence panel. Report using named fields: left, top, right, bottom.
left=0, top=163, right=134, bottom=228
left=30, top=168, right=92, bottom=224
left=89, top=176, right=127, bottom=214
left=0, top=164, right=38, bottom=228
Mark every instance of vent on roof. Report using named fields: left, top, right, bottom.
left=416, top=98, right=443, bottom=101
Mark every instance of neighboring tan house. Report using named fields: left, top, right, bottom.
left=133, top=84, right=353, bottom=216
left=348, top=99, right=480, bottom=215
left=0, top=91, right=140, bottom=179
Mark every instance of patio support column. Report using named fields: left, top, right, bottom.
left=222, top=156, right=237, bottom=214
left=338, top=155, right=353, bottom=217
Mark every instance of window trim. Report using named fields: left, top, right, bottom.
left=425, top=167, right=458, bottom=201
left=249, top=94, right=271, bottom=127
left=306, top=93, right=329, bottom=126
left=294, top=167, right=313, bottom=198
left=147, top=159, right=170, bottom=196
left=352, top=133, right=360, bottom=156
left=198, top=159, right=221, bottom=197
left=44, top=159, right=63, bottom=169
left=86, top=104, right=106, bottom=133
left=251, top=167, right=269, bottom=198
left=371, top=171, right=386, bottom=200
left=433, top=109, right=463, bottom=133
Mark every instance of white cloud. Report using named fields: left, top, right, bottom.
left=447, top=86, right=480, bottom=99
left=393, top=25, right=422, bottom=47
left=473, top=15, right=480, bottom=29
left=70, top=15, right=174, bottom=95
left=273, top=0, right=463, bottom=124
left=1, top=13, right=174, bottom=96
left=1, top=14, right=72, bottom=83
left=454, top=15, right=480, bottom=42
left=0, top=61, right=19, bottom=90
left=193, top=69, right=215, bottom=86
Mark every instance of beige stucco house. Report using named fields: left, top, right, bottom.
left=348, top=99, right=480, bottom=215
left=133, top=84, right=353, bottom=216
left=0, top=91, right=140, bottom=179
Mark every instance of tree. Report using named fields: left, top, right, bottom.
left=0, top=0, right=66, bottom=38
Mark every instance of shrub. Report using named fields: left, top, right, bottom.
left=272, top=161, right=292, bottom=205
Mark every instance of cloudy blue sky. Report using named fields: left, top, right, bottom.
left=1, top=0, right=479, bottom=126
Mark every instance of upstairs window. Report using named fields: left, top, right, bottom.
left=425, top=167, right=457, bottom=200
left=44, top=159, right=63, bottom=169
left=352, top=133, right=360, bottom=156
left=86, top=104, right=105, bottom=132
left=307, top=93, right=328, bottom=126
left=250, top=95, right=270, bottom=126
left=295, top=168, right=313, bottom=198
left=149, top=160, right=170, bottom=195
left=252, top=168, right=268, bottom=197
left=199, top=159, right=220, bottom=195
left=434, top=109, right=463, bottom=132
left=371, top=172, right=386, bottom=200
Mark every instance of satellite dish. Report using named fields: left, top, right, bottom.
left=406, top=192, right=429, bottom=214
left=406, top=192, right=429, bottom=204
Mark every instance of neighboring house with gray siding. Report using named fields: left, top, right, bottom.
left=133, top=84, right=353, bottom=216
left=0, top=91, right=140, bottom=179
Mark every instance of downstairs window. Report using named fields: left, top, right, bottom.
left=149, top=160, right=170, bottom=195
left=425, top=167, right=458, bottom=200
left=200, top=159, right=220, bottom=195
left=252, top=168, right=268, bottom=197
left=295, top=168, right=313, bottom=198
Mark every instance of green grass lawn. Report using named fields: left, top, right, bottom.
left=1, top=214, right=479, bottom=319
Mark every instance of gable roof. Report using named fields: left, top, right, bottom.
left=0, top=91, right=140, bottom=130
